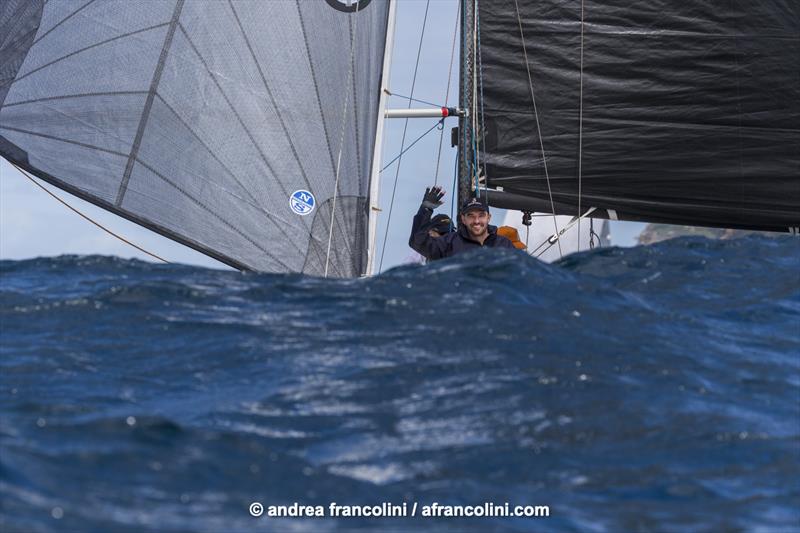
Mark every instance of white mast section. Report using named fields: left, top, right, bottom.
left=365, top=0, right=397, bottom=276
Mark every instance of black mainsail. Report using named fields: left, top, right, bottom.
left=0, top=0, right=392, bottom=275
left=471, top=0, right=799, bottom=233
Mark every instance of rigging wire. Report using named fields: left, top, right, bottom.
left=529, top=207, right=596, bottom=258
left=386, top=91, right=442, bottom=109
left=325, top=0, right=363, bottom=277
left=577, top=0, right=585, bottom=252
left=380, top=119, right=443, bottom=173
left=10, top=161, right=170, bottom=263
left=434, top=1, right=461, bottom=186
left=377, top=0, right=431, bottom=274
left=512, top=0, right=563, bottom=259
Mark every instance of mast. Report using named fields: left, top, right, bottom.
left=365, top=0, right=397, bottom=276
left=457, top=0, right=475, bottom=210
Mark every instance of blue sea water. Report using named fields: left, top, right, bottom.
left=1, top=236, right=798, bottom=532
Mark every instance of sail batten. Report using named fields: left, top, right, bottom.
left=1, top=0, right=392, bottom=275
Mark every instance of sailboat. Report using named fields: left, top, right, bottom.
left=1, top=0, right=797, bottom=277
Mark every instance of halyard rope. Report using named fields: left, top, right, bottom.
left=513, top=0, right=563, bottom=258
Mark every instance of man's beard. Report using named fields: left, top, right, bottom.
left=468, top=224, right=486, bottom=237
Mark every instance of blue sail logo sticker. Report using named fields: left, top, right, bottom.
left=290, top=190, right=316, bottom=216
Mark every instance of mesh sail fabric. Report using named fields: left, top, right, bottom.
left=0, top=0, right=390, bottom=275
left=477, top=0, right=800, bottom=232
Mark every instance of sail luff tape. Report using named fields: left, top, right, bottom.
left=384, top=107, right=461, bottom=118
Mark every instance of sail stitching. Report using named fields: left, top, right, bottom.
left=152, top=95, right=325, bottom=253
left=1, top=124, right=298, bottom=269
left=153, top=94, right=262, bottom=207
left=174, top=25, right=293, bottom=200
left=13, top=23, right=170, bottom=85
left=0, top=124, right=130, bottom=157
left=226, top=2, right=320, bottom=209
left=153, top=95, right=317, bottom=257
left=2, top=91, right=149, bottom=108
left=1, top=0, right=37, bottom=34
left=295, top=1, right=356, bottom=264
left=512, top=0, right=563, bottom=258
left=378, top=0, right=432, bottom=273
left=30, top=0, right=97, bottom=47
left=1, top=26, right=39, bottom=60
left=2, top=119, right=296, bottom=230
left=116, top=0, right=185, bottom=206
left=7, top=156, right=252, bottom=270
left=325, top=1, right=362, bottom=277
left=351, top=17, right=363, bottom=198
left=134, top=160, right=294, bottom=271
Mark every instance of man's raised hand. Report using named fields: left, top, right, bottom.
left=421, top=185, right=445, bottom=210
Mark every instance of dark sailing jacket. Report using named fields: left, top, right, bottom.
left=410, top=206, right=515, bottom=260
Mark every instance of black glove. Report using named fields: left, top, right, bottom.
left=421, top=186, right=445, bottom=210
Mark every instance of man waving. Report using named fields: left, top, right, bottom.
left=410, top=186, right=515, bottom=260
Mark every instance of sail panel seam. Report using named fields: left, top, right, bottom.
left=325, top=3, right=362, bottom=277
left=296, top=1, right=356, bottom=267
left=30, top=0, right=97, bottom=47
left=227, top=1, right=315, bottom=195
left=1, top=124, right=295, bottom=270
left=295, top=2, right=339, bottom=187
left=2, top=91, right=149, bottom=108
left=4, top=156, right=253, bottom=271
left=134, top=159, right=293, bottom=271
left=2, top=26, right=40, bottom=63
left=152, top=95, right=328, bottom=255
left=174, top=24, right=291, bottom=199
left=116, top=0, right=185, bottom=206
left=153, top=93, right=263, bottom=207
left=14, top=22, right=170, bottom=85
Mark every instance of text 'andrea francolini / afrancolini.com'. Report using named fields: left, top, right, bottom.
left=248, top=501, right=551, bottom=519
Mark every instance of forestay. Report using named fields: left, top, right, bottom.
left=0, top=0, right=391, bottom=275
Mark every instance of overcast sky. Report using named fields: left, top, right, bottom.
left=0, top=1, right=643, bottom=271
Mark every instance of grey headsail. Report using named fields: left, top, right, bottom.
left=0, top=0, right=391, bottom=275
left=474, top=0, right=800, bottom=233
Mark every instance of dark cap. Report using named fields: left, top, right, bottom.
left=459, top=197, right=489, bottom=215
left=425, top=214, right=454, bottom=235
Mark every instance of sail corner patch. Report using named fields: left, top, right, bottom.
left=290, top=190, right=316, bottom=216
